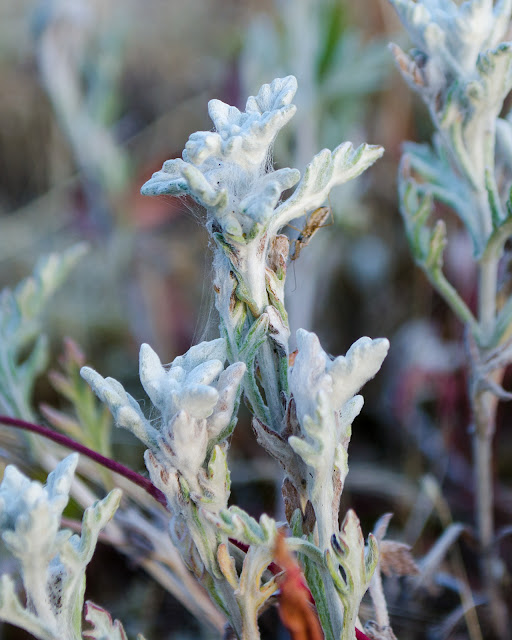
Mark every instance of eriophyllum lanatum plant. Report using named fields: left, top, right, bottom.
left=0, top=76, right=393, bottom=640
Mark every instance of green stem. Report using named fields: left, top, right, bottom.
left=492, top=296, right=512, bottom=345
left=478, top=257, right=498, bottom=347
left=483, top=128, right=505, bottom=229
left=472, top=178, right=507, bottom=636
left=482, top=215, right=512, bottom=263
left=342, top=604, right=358, bottom=640
left=428, top=267, right=481, bottom=341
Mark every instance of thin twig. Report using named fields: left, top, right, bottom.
left=0, top=415, right=167, bottom=508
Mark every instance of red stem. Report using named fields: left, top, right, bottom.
left=0, top=415, right=167, bottom=508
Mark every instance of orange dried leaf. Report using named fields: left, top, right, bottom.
left=274, top=532, right=323, bottom=640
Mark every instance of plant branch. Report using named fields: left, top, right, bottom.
left=427, top=267, right=481, bottom=341
left=471, top=388, right=508, bottom=638
left=0, top=415, right=167, bottom=508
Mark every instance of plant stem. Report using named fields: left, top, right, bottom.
left=24, top=558, right=59, bottom=632
left=471, top=385, right=508, bottom=638
left=429, top=267, right=481, bottom=341
left=472, top=182, right=508, bottom=636
left=341, top=598, right=359, bottom=640
left=241, top=605, right=260, bottom=640
left=478, top=257, right=498, bottom=347
left=212, top=576, right=243, bottom=639
left=368, top=568, right=389, bottom=629
left=0, top=415, right=167, bottom=508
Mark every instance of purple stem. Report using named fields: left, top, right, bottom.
left=0, top=415, right=168, bottom=508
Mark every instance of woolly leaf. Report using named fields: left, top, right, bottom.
left=403, top=141, right=481, bottom=250
left=84, top=602, right=146, bottom=640
left=326, top=511, right=378, bottom=635
left=208, top=505, right=279, bottom=547
left=273, top=143, right=383, bottom=232
left=0, top=456, right=120, bottom=640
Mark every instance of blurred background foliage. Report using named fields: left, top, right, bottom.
left=0, top=0, right=511, bottom=638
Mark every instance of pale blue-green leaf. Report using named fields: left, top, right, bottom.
left=245, top=75, right=298, bottom=114
left=273, top=142, right=383, bottom=232
left=239, top=168, right=300, bottom=226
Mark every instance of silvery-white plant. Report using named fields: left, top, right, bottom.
left=80, top=76, right=391, bottom=640
left=0, top=76, right=392, bottom=639
left=388, top=0, right=512, bottom=635
left=0, top=252, right=225, bottom=635
left=0, top=454, right=138, bottom=640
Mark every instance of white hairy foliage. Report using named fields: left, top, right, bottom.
left=0, top=455, right=121, bottom=640
left=142, top=76, right=383, bottom=243
left=82, top=340, right=245, bottom=519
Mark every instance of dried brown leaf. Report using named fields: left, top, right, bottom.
left=282, top=477, right=301, bottom=524
left=282, top=478, right=316, bottom=533
left=380, top=540, right=419, bottom=577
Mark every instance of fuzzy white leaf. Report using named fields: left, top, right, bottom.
left=172, top=338, right=227, bottom=372
left=186, top=360, right=225, bottom=387
left=0, top=458, right=120, bottom=640
left=329, top=337, right=390, bottom=409
left=139, top=343, right=167, bottom=410
left=84, top=602, right=146, bottom=640
left=207, top=362, right=246, bottom=439
left=273, top=142, right=384, bottom=232
left=175, top=384, right=219, bottom=419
